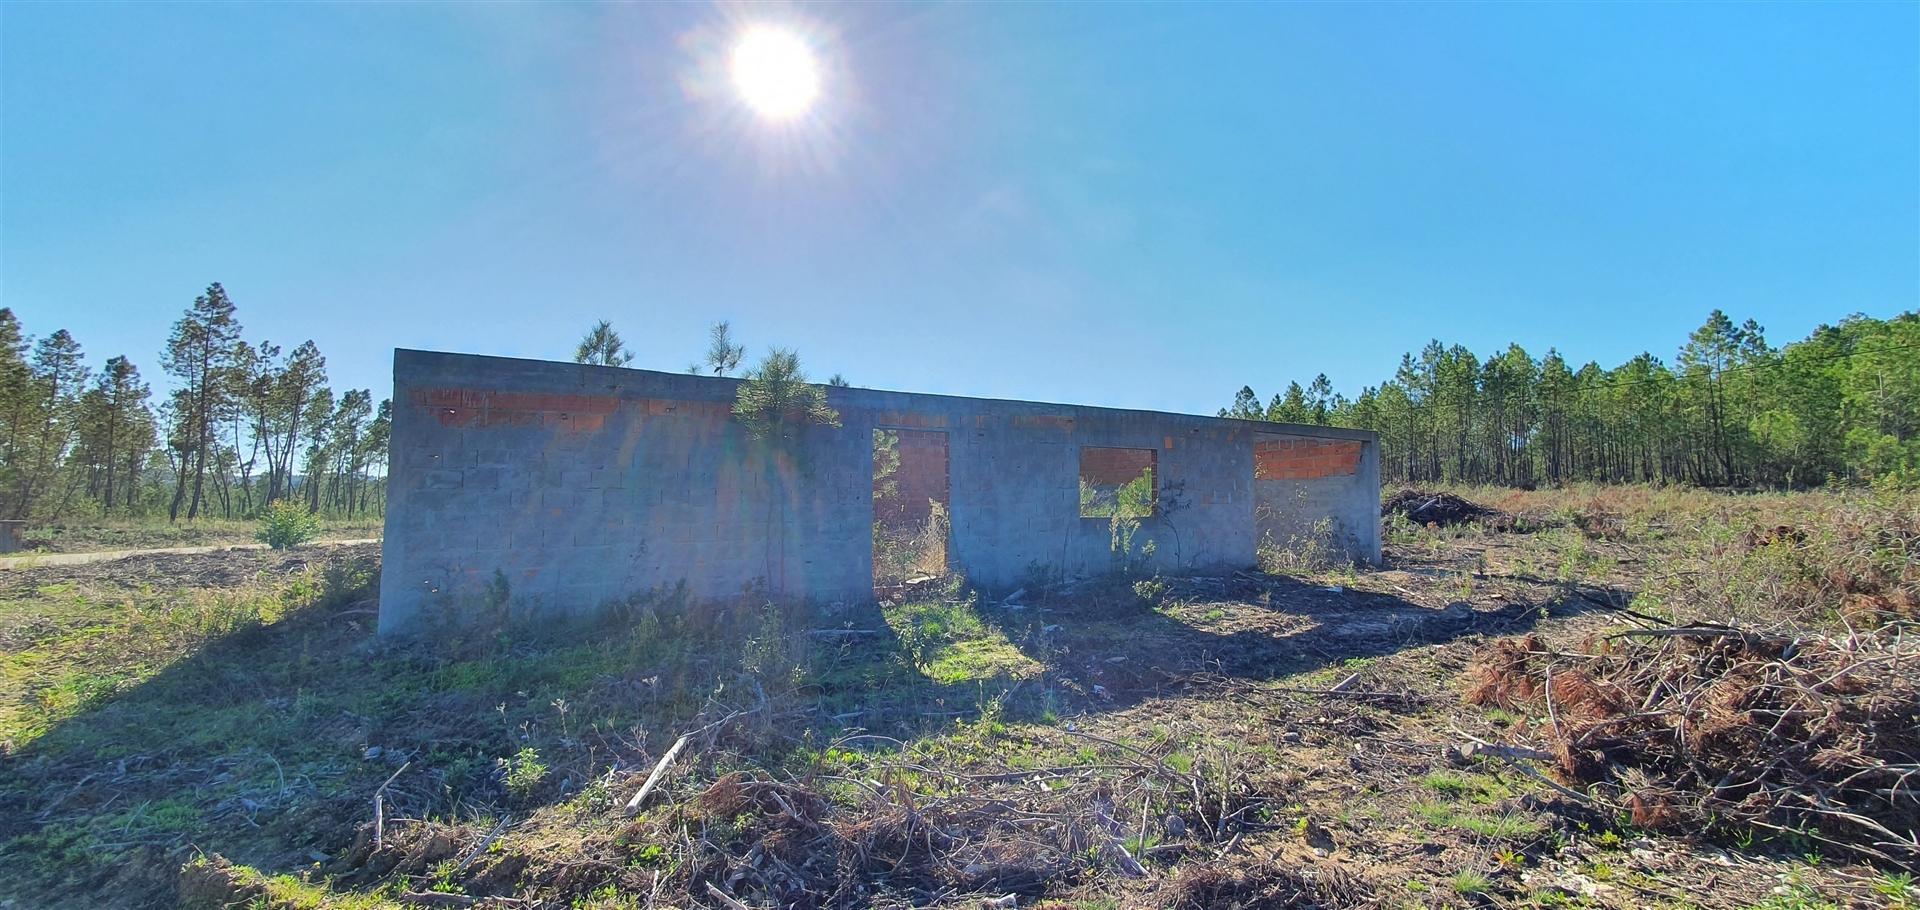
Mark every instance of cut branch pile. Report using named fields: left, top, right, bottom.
left=664, top=734, right=1285, bottom=909
left=1467, top=627, right=1920, bottom=862
left=1381, top=489, right=1501, bottom=527
left=1157, top=862, right=1372, bottom=909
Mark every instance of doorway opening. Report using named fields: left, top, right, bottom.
left=872, top=428, right=950, bottom=590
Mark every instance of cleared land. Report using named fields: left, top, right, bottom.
left=0, top=487, right=1914, bottom=909
left=9, top=517, right=384, bottom=556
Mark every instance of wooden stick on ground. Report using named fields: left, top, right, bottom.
left=1092, top=801, right=1147, bottom=877
left=453, top=814, right=510, bottom=873
left=373, top=761, right=410, bottom=852
left=703, top=880, right=753, bottom=910
left=622, top=709, right=757, bottom=816
left=623, top=733, right=694, bottom=817
left=1450, top=731, right=1592, bottom=805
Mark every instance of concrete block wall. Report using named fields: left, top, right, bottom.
left=379, top=350, right=1381, bottom=635
left=1253, top=434, right=1382, bottom=558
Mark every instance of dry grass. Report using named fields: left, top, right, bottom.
left=1468, top=628, right=1919, bottom=862
left=4, top=485, right=1918, bottom=909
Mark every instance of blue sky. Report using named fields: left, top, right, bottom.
left=3, top=1, right=1915, bottom=414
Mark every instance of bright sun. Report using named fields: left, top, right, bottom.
left=730, top=27, right=821, bottom=121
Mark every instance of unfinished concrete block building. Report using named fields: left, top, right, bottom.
left=378, top=350, right=1380, bottom=635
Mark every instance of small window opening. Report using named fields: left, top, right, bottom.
left=1079, top=447, right=1156, bottom=518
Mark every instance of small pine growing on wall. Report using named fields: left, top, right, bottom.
left=732, top=348, right=841, bottom=595
left=732, top=348, right=841, bottom=443
left=572, top=320, right=634, bottom=367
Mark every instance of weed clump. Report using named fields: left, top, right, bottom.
left=501, top=747, right=548, bottom=803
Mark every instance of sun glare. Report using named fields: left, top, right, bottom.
left=730, top=27, right=821, bottom=121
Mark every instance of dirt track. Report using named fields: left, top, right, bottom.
left=0, top=541, right=381, bottom=598
left=0, top=538, right=378, bottom=571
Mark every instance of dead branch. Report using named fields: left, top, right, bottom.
left=452, top=814, right=510, bottom=874
left=372, top=761, right=410, bottom=852
left=1465, top=624, right=1918, bottom=861
left=623, top=709, right=756, bottom=816
left=399, top=893, right=476, bottom=908
left=702, top=881, right=753, bottom=910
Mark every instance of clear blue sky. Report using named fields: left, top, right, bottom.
left=3, top=1, right=1915, bottom=414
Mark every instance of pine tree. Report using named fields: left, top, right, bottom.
left=162, top=283, right=244, bottom=521
left=73, top=356, right=152, bottom=513
left=1219, top=386, right=1262, bottom=420
left=13, top=329, right=88, bottom=517
left=1266, top=382, right=1311, bottom=424
left=574, top=320, right=634, bottom=367
left=0, top=309, right=30, bottom=483
left=705, top=321, right=746, bottom=377
left=1217, top=309, right=1919, bottom=489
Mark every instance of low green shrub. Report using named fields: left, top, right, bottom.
left=256, top=500, right=321, bottom=549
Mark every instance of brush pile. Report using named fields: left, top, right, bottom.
left=1158, top=862, right=1372, bottom=909
left=1467, top=626, right=1920, bottom=862
left=664, top=735, right=1284, bottom=909
left=1382, top=489, right=1501, bottom=527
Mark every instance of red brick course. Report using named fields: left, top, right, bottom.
left=414, top=388, right=736, bottom=433
left=1079, top=447, right=1156, bottom=487
left=1254, top=437, right=1362, bottom=480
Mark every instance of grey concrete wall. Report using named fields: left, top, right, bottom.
left=379, top=350, right=1380, bottom=635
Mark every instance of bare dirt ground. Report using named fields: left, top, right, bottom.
left=0, top=542, right=376, bottom=595
left=0, top=487, right=1913, bottom=909
left=9, top=518, right=382, bottom=556
left=0, top=538, right=382, bottom=572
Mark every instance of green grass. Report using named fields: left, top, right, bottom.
left=1875, top=872, right=1916, bottom=910
left=918, top=636, right=1036, bottom=684
left=1414, top=800, right=1546, bottom=840
left=1420, top=769, right=1519, bottom=804
left=1411, top=766, right=1545, bottom=843
left=0, top=580, right=306, bottom=750
left=182, top=857, right=401, bottom=909
left=0, top=560, right=759, bottom=898
left=10, top=484, right=1907, bottom=909
left=1741, top=884, right=1840, bottom=910
left=881, top=592, right=1040, bottom=685
left=2, top=564, right=393, bottom=900
left=1452, top=870, right=1495, bottom=895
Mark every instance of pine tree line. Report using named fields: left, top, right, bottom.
left=0, top=284, right=392, bottom=522
left=1223, top=310, right=1920, bottom=488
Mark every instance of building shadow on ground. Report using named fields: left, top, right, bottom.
left=955, top=568, right=1625, bottom=719
left=0, top=550, right=1627, bottom=907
